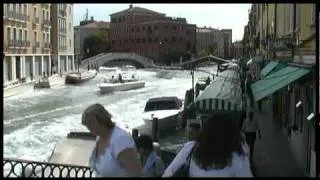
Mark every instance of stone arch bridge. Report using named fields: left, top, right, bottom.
left=80, top=52, right=155, bottom=69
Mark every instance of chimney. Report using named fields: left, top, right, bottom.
left=129, top=4, right=133, bottom=9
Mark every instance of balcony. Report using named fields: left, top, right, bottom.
left=43, top=20, right=51, bottom=26
left=33, top=17, right=40, bottom=24
left=44, top=42, right=51, bottom=49
left=59, top=28, right=67, bottom=34
left=59, top=10, right=67, bottom=17
left=5, top=11, right=29, bottom=22
left=60, top=46, right=67, bottom=51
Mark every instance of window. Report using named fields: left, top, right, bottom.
left=24, top=4, right=27, bottom=15
left=154, top=26, right=157, bottom=30
left=311, top=4, right=315, bottom=24
left=34, top=31, right=37, bottom=42
left=171, top=37, right=176, bottom=43
left=148, top=38, right=152, bottom=43
left=142, top=38, right=146, bottom=43
left=19, top=29, right=22, bottom=41
left=137, top=27, right=140, bottom=32
left=112, top=40, right=115, bottom=45
left=34, top=7, right=37, bottom=18
left=21, top=4, right=24, bottom=14
left=43, top=10, right=45, bottom=21
left=164, top=36, right=168, bottom=42
left=164, top=25, right=168, bottom=29
left=70, top=39, right=71, bottom=47
left=142, top=26, right=145, bottom=31
left=69, top=23, right=71, bottom=30
left=154, top=37, right=159, bottom=42
left=13, top=4, right=16, bottom=13
left=46, top=11, right=49, bottom=21
left=137, top=38, right=140, bottom=43
left=180, top=37, right=183, bottom=42
left=172, top=25, right=177, bottom=31
left=69, top=6, right=71, bottom=14
left=24, top=30, right=27, bottom=41
left=43, top=33, right=45, bottom=43
left=7, top=27, right=11, bottom=41
left=13, top=28, right=16, bottom=40
left=131, top=27, right=134, bottom=32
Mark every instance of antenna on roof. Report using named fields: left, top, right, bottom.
left=84, top=9, right=89, bottom=21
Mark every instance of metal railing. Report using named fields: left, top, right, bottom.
left=43, top=20, right=51, bottom=26
left=44, top=42, right=51, bottom=49
left=6, top=11, right=29, bottom=22
left=3, top=158, right=94, bottom=178
left=8, top=40, right=30, bottom=47
left=59, top=28, right=67, bottom=33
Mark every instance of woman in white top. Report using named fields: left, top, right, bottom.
left=82, top=103, right=142, bottom=177
left=163, top=113, right=252, bottom=177
left=242, top=109, right=262, bottom=165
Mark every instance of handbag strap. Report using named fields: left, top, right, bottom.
left=185, top=144, right=196, bottom=166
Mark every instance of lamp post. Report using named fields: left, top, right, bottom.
left=87, top=48, right=90, bottom=70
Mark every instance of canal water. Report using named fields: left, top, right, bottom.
left=3, top=67, right=215, bottom=162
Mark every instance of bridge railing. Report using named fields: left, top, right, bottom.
left=3, top=158, right=94, bottom=178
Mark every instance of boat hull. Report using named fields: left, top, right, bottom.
left=65, top=71, right=97, bottom=84
left=143, top=113, right=180, bottom=135
left=98, top=81, right=145, bottom=93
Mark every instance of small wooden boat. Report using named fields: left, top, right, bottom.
left=65, top=70, right=97, bottom=84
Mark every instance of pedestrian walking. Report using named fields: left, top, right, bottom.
left=163, top=113, right=252, bottom=177
left=82, top=104, right=142, bottom=177
left=241, top=110, right=262, bottom=166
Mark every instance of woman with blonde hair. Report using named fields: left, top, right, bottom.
left=82, top=103, right=142, bottom=177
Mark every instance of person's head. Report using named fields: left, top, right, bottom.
left=193, top=113, right=245, bottom=170
left=81, top=103, right=115, bottom=136
left=135, top=134, right=154, bottom=157
left=248, top=111, right=254, bottom=122
left=188, top=123, right=201, bottom=141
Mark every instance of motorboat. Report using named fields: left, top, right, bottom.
left=142, top=96, right=183, bottom=135
left=65, top=70, right=97, bottom=84
left=98, top=66, right=118, bottom=73
left=122, top=65, right=136, bottom=71
left=98, top=75, right=145, bottom=93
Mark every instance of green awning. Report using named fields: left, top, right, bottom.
left=260, top=61, right=287, bottom=78
left=188, top=67, right=243, bottom=114
left=251, top=66, right=311, bottom=102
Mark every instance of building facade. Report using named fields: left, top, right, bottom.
left=3, top=3, right=74, bottom=87
left=196, top=27, right=220, bottom=56
left=231, top=40, right=243, bottom=60
left=74, top=19, right=110, bottom=62
left=3, top=4, right=52, bottom=86
left=109, top=5, right=196, bottom=65
left=243, top=3, right=316, bottom=177
left=50, top=3, right=75, bottom=74
left=220, top=29, right=232, bottom=59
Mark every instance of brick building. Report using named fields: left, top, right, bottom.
left=110, top=5, right=196, bottom=65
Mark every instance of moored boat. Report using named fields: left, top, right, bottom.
left=65, top=70, right=97, bottom=84
left=142, top=96, right=183, bottom=135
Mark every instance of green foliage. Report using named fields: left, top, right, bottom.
left=198, top=43, right=218, bottom=57
left=83, top=30, right=110, bottom=59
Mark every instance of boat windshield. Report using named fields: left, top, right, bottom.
left=144, top=100, right=180, bottom=112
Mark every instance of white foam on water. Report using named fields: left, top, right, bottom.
left=4, top=68, right=204, bottom=163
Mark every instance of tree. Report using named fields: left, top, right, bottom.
left=83, top=30, right=110, bottom=59
left=198, top=43, right=218, bottom=57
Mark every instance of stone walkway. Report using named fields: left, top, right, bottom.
left=252, top=100, right=305, bottom=177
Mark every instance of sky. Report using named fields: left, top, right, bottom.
left=73, top=3, right=251, bottom=42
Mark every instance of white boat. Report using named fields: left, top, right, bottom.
left=98, top=75, right=145, bottom=93
left=122, top=65, right=136, bottom=71
left=142, top=97, right=183, bottom=135
left=65, top=70, right=97, bottom=84
left=99, top=66, right=118, bottom=73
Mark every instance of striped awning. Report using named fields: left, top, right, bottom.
left=189, top=98, right=241, bottom=113
left=187, top=68, right=243, bottom=114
